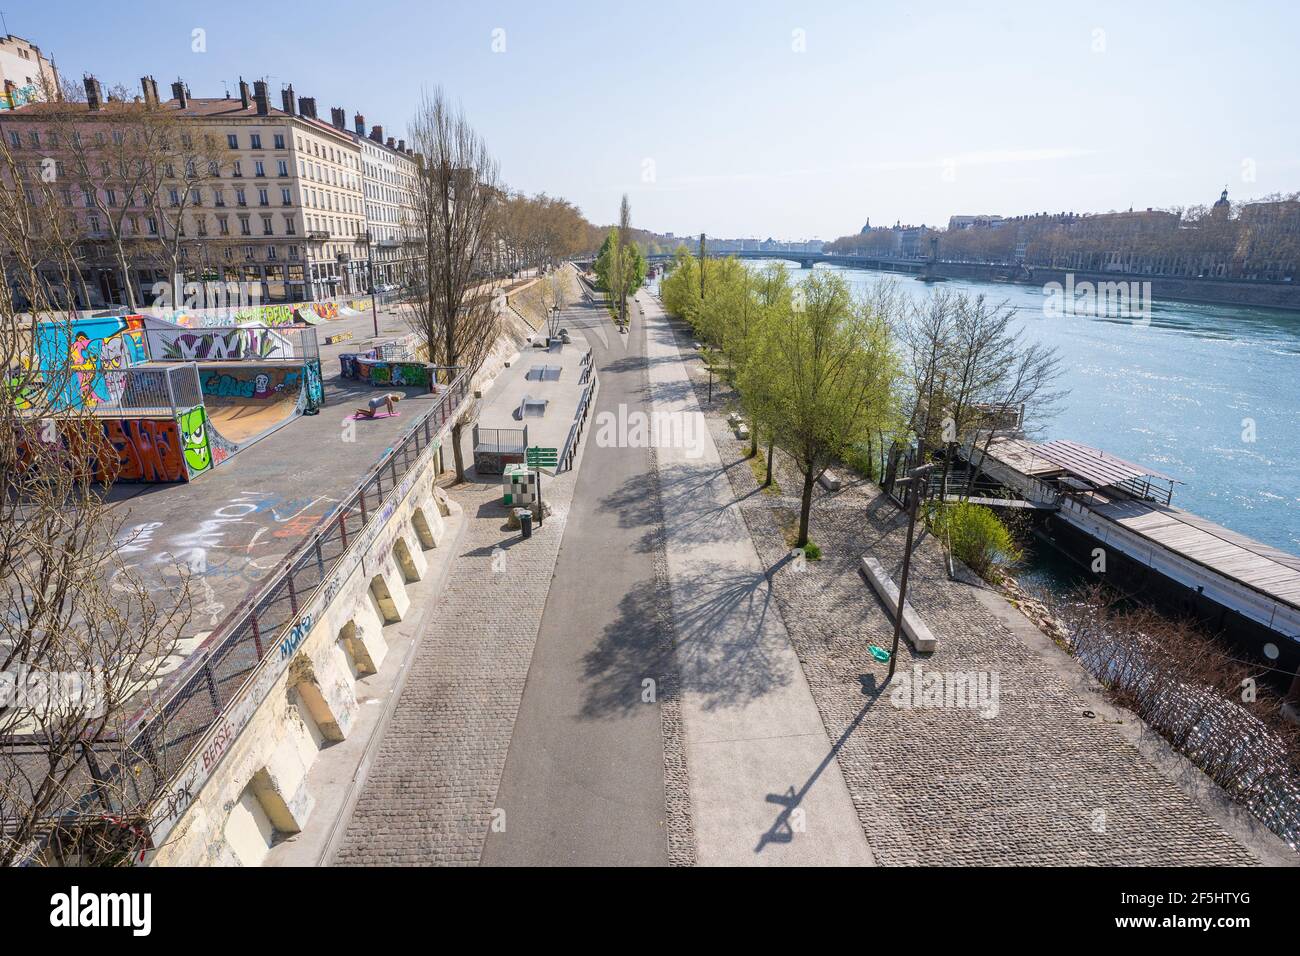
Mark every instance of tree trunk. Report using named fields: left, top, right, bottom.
left=797, top=466, right=815, bottom=547
left=765, top=434, right=774, bottom=487
left=749, top=421, right=758, bottom=458
left=116, top=248, right=137, bottom=310
left=450, top=421, right=466, bottom=483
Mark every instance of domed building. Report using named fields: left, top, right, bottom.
left=1212, top=186, right=1231, bottom=219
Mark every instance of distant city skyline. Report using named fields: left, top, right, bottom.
left=8, top=1, right=1298, bottom=237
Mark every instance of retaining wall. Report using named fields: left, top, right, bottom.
left=146, top=435, right=455, bottom=865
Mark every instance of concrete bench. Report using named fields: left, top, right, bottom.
left=819, top=469, right=842, bottom=491
left=859, top=555, right=938, bottom=652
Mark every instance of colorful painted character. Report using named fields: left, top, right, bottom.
left=178, top=406, right=212, bottom=473
left=68, top=332, right=100, bottom=407
left=252, top=372, right=272, bottom=398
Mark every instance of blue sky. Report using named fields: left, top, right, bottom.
left=12, top=1, right=1299, bottom=238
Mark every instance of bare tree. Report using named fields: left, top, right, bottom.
left=0, top=135, right=191, bottom=866
left=403, top=87, right=501, bottom=482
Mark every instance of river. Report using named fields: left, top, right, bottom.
left=732, top=259, right=1300, bottom=563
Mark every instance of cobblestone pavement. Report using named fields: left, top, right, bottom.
left=332, top=445, right=579, bottom=865
left=660, top=303, right=1265, bottom=866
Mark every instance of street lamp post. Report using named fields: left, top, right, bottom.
left=365, top=230, right=379, bottom=338
left=887, top=463, right=938, bottom=683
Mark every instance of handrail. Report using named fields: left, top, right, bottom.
left=558, top=367, right=596, bottom=473
left=130, top=368, right=470, bottom=735
left=25, top=367, right=473, bottom=851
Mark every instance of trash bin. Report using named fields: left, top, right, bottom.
left=516, top=508, right=533, bottom=538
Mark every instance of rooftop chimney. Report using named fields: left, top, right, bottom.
left=239, top=78, right=250, bottom=109
left=170, top=79, right=188, bottom=109
left=280, top=83, right=295, bottom=115
left=354, top=112, right=365, bottom=136
left=253, top=79, right=269, bottom=116
left=140, top=75, right=157, bottom=108
left=84, top=75, right=103, bottom=111
left=297, top=96, right=316, bottom=119
left=386, top=136, right=395, bottom=149
left=330, top=107, right=346, bottom=130
left=397, top=139, right=405, bottom=152
left=369, top=124, right=383, bottom=143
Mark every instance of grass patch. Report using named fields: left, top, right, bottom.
left=777, top=510, right=822, bottom=558
left=746, top=448, right=782, bottom=496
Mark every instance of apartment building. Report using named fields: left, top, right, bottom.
left=0, top=74, right=373, bottom=306
left=353, top=113, right=419, bottom=286
left=0, top=34, right=58, bottom=107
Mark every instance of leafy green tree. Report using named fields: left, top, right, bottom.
left=752, top=270, right=899, bottom=547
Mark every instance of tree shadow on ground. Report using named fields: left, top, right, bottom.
left=578, top=584, right=671, bottom=721
left=755, top=672, right=888, bottom=854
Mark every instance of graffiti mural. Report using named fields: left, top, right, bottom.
left=302, top=361, right=323, bottom=411
left=147, top=326, right=293, bottom=362
left=339, top=352, right=433, bottom=389
left=312, top=302, right=340, bottom=320
left=105, top=418, right=188, bottom=482
left=34, top=315, right=148, bottom=411
left=202, top=366, right=303, bottom=401
left=3, top=83, right=39, bottom=109
left=177, top=406, right=214, bottom=477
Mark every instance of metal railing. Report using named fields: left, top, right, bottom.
left=144, top=325, right=320, bottom=365
left=559, top=370, right=597, bottom=473
left=41, top=367, right=473, bottom=846
left=473, top=425, right=528, bottom=454
left=93, top=363, right=204, bottom=417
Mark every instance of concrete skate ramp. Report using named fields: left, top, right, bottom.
left=207, top=394, right=301, bottom=443
left=198, top=361, right=319, bottom=456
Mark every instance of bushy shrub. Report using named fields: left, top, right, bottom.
left=931, top=501, right=1021, bottom=578
left=842, top=443, right=877, bottom=480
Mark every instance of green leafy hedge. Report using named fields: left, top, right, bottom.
left=930, top=501, right=1022, bottom=578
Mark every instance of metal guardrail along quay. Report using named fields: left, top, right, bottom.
left=26, top=368, right=472, bottom=857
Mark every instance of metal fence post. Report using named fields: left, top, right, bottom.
left=164, top=366, right=178, bottom=416
left=203, top=660, right=220, bottom=712
left=250, top=611, right=264, bottom=658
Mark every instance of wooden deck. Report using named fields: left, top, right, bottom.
left=971, top=435, right=1300, bottom=612
left=1090, top=498, right=1300, bottom=608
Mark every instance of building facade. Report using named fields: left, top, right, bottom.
left=0, top=75, right=378, bottom=307
left=0, top=34, right=58, bottom=107
left=353, top=114, right=419, bottom=287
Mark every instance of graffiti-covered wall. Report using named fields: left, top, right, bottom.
left=34, top=315, right=148, bottom=411
left=339, top=353, right=434, bottom=389
left=145, top=324, right=295, bottom=362
left=155, top=300, right=346, bottom=329
left=200, top=360, right=322, bottom=412
left=17, top=410, right=212, bottom=483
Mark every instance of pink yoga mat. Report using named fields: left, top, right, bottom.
left=346, top=410, right=401, bottom=421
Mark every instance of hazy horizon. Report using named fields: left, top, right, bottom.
left=12, top=0, right=1299, bottom=238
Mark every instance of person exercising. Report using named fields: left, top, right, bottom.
left=355, top=392, right=401, bottom=419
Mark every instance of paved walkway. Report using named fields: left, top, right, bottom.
left=332, top=292, right=665, bottom=865
left=659, top=298, right=1287, bottom=866
left=640, top=290, right=874, bottom=866
left=480, top=296, right=671, bottom=866
left=331, top=458, right=580, bottom=864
